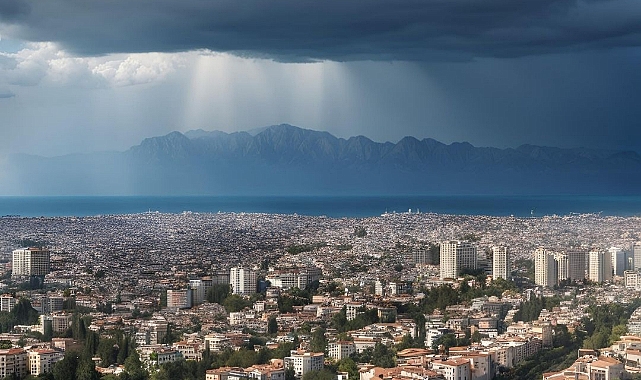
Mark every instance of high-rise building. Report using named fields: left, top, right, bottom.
left=230, top=267, right=257, bottom=295
left=534, top=248, right=557, bottom=287
left=167, top=289, right=193, bottom=309
left=439, top=241, right=477, bottom=280
left=12, top=248, right=50, bottom=278
left=609, top=247, right=625, bottom=277
left=589, top=250, right=613, bottom=283
left=566, top=249, right=586, bottom=281
left=555, top=253, right=568, bottom=282
left=491, top=246, right=510, bottom=280
left=634, top=243, right=641, bottom=271
left=189, top=280, right=205, bottom=306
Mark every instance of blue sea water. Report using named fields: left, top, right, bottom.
left=1, top=195, right=641, bottom=218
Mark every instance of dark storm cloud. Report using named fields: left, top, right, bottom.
left=0, top=0, right=30, bottom=22
left=0, top=90, right=15, bottom=98
left=1, top=0, right=641, bottom=61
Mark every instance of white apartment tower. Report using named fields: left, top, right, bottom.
left=12, top=248, right=50, bottom=277
left=609, top=247, right=625, bottom=277
left=230, top=267, right=257, bottom=295
left=589, top=250, right=613, bottom=283
left=440, top=241, right=477, bottom=280
left=555, top=253, right=569, bottom=282
left=534, top=248, right=557, bottom=287
left=491, top=246, right=510, bottom=280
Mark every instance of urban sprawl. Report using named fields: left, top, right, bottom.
left=0, top=211, right=640, bottom=380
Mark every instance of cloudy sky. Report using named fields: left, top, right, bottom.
left=1, top=0, right=641, bottom=156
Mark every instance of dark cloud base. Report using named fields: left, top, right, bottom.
left=2, top=0, right=641, bottom=61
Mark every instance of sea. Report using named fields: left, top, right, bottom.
left=1, top=195, right=641, bottom=218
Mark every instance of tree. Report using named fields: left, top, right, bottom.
left=371, top=343, right=395, bottom=368
left=76, top=356, right=100, bottom=380
left=53, top=353, right=79, bottom=380
left=206, top=284, right=231, bottom=305
left=310, top=327, right=327, bottom=353
left=354, top=227, right=367, bottom=237
left=302, top=370, right=336, bottom=380
left=337, top=357, right=358, bottom=379
left=12, top=298, right=39, bottom=325
left=268, top=316, right=278, bottom=334
left=223, top=295, right=252, bottom=313
left=285, top=367, right=296, bottom=380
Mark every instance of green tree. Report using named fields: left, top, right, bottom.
left=223, top=295, right=252, bottom=313
left=268, top=316, right=278, bottom=334
left=206, top=284, right=231, bottom=304
left=53, top=352, right=79, bottom=380
left=371, top=343, right=395, bottom=368
left=310, top=327, right=327, bottom=353
left=76, top=356, right=100, bottom=380
left=12, top=298, right=39, bottom=325
left=302, top=370, right=336, bottom=380
left=337, top=357, right=358, bottom=379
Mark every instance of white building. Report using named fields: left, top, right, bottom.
left=589, top=250, right=613, bottom=283
left=534, top=248, right=557, bottom=287
left=431, top=357, right=471, bottom=380
left=491, top=246, right=510, bottom=280
left=328, top=341, right=356, bottom=360
left=609, top=247, right=625, bottom=277
left=230, top=267, right=257, bottom=295
left=0, top=295, right=17, bottom=313
left=283, top=351, right=324, bottom=378
left=440, top=241, right=477, bottom=280
left=555, top=253, right=568, bottom=282
left=28, top=349, right=63, bottom=375
left=204, top=334, right=231, bottom=352
left=12, top=248, right=50, bottom=277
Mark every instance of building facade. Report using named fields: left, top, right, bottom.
left=440, top=241, right=477, bottom=280
left=230, top=267, right=257, bottom=295
left=492, top=246, right=510, bottom=280
left=12, top=248, right=50, bottom=277
left=534, top=248, right=557, bottom=287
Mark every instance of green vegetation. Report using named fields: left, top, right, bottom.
left=512, top=296, right=562, bottom=322
left=222, top=294, right=253, bottom=313
left=206, top=284, right=232, bottom=304
left=286, top=242, right=327, bottom=254
left=331, top=306, right=379, bottom=333
left=354, top=227, right=367, bottom=237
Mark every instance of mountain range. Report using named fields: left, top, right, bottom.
left=3, top=124, right=641, bottom=195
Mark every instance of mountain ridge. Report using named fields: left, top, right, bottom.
left=3, top=124, right=641, bottom=195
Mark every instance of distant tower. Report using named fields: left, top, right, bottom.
left=589, top=250, right=613, bottom=283
left=555, top=253, right=568, bottom=282
left=12, top=247, right=50, bottom=278
left=609, top=247, right=625, bottom=277
left=534, top=248, right=557, bottom=287
left=491, top=246, right=510, bottom=280
left=230, top=267, right=257, bottom=295
left=566, top=249, right=587, bottom=282
left=634, top=243, right=641, bottom=271
left=439, top=241, right=477, bottom=280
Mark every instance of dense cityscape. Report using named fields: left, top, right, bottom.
left=0, top=211, right=639, bottom=379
